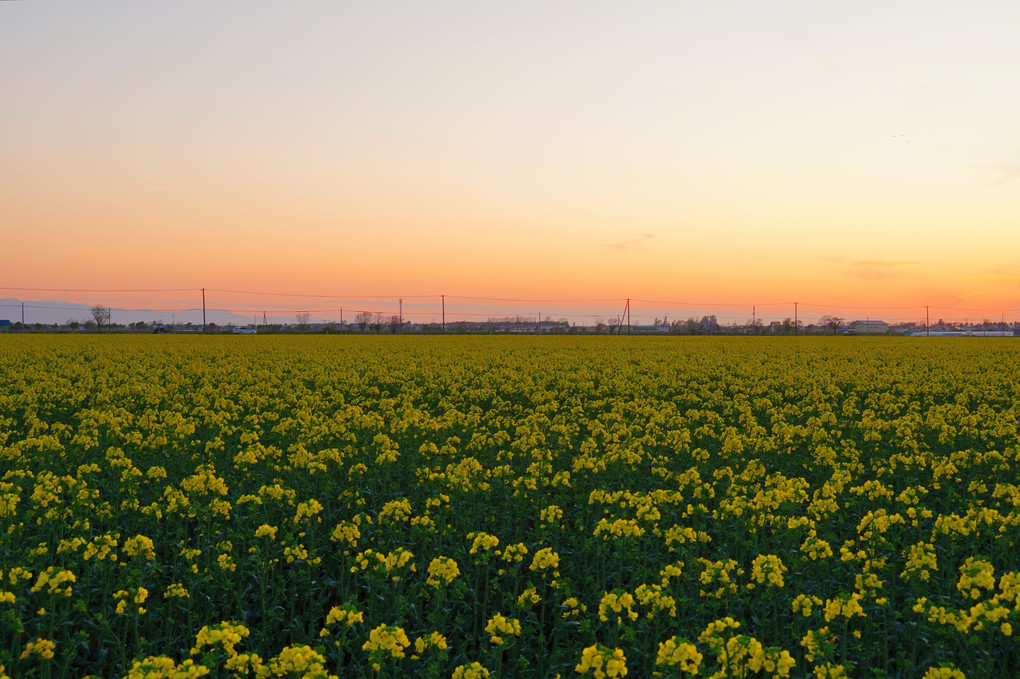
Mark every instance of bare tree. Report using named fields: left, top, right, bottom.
left=818, top=315, right=844, bottom=335
left=372, top=312, right=384, bottom=334
left=90, top=305, right=111, bottom=332
left=355, top=311, right=373, bottom=333
left=387, top=315, right=403, bottom=334
left=699, top=315, right=719, bottom=335
left=296, top=312, right=312, bottom=331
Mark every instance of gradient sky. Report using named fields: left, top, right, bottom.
left=2, top=1, right=1019, bottom=324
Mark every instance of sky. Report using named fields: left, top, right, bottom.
left=2, top=1, right=1019, bottom=325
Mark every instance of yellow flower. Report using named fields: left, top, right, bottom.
left=599, top=591, right=638, bottom=624
left=655, top=637, right=702, bottom=674
left=124, top=656, right=210, bottom=678
left=20, top=638, right=56, bottom=660
left=414, top=631, right=449, bottom=655
left=921, top=665, right=966, bottom=679
left=957, top=557, right=995, bottom=599
left=426, top=556, right=461, bottom=587
left=164, top=583, right=190, bottom=599
left=530, top=547, right=560, bottom=573
left=749, top=554, right=787, bottom=588
left=452, top=662, right=491, bottom=679
left=263, top=645, right=335, bottom=679
left=362, top=624, right=410, bottom=659
left=191, top=621, right=250, bottom=657
left=575, top=644, right=627, bottom=678
left=517, top=586, right=541, bottom=607
left=484, top=613, right=522, bottom=645
left=123, top=534, right=156, bottom=560
left=823, top=593, right=865, bottom=622
left=320, top=603, right=364, bottom=636
left=255, top=524, right=278, bottom=540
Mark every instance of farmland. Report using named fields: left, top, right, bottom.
left=1, top=335, right=1018, bottom=678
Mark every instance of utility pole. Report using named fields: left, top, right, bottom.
left=21, top=301, right=25, bottom=329
left=926, top=306, right=929, bottom=336
left=340, top=307, right=343, bottom=333
left=263, top=311, right=267, bottom=328
left=202, top=289, right=207, bottom=331
left=538, top=311, right=541, bottom=333
left=617, top=299, right=631, bottom=334
left=441, top=295, right=446, bottom=333
left=399, top=299, right=403, bottom=324
left=752, top=305, right=756, bottom=333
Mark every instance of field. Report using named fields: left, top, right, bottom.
left=1, top=335, right=1018, bottom=679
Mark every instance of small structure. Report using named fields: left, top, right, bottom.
left=849, top=320, right=889, bottom=335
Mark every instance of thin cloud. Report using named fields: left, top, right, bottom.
left=820, top=256, right=915, bottom=281
left=603, top=233, right=655, bottom=252
left=981, top=149, right=1020, bottom=186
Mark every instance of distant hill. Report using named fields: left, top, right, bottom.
left=0, top=298, right=258, bottom=327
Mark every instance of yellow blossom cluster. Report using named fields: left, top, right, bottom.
left=575, top=644, right=627, bottom=679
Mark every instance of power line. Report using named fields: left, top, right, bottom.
left=0, top=286, right=200, bottom=293
left=798, top=302, right=933, bottom=310
left=207, top=288, right=438, bottom=299
left=447, top=295, right=623, bottom=303
left=632, top=298, right=794, bottom=308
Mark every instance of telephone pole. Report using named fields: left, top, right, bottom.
left=202, top=288, right=207, bottom=331
left=441, top=295, right=446, bottom=333
left=399, top=299, right=403, bottom=324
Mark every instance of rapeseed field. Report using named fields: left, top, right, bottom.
left=1, top=335, right=1018, bottom=678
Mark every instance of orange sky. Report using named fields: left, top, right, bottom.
left=2, top=2, right=1019, bottom=324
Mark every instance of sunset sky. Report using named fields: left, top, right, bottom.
left=2, top=1, right=1019, bottom=325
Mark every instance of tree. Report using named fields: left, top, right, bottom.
left=818, top=315, right=844, bottom=335
left=780, top=317, right=801, bottom=335
left=387, top=315, right=402, bottom=334
left=355, top=311, right=373, bottom=333
left=699, top=315, right=719, bottom=335
left=372, top=313, right=384, bottom=334
left=90, top=305, right=111, bottom=332
left=67, top=320, right=80, bottom=330
left=296, top=312, right=311, bottom=331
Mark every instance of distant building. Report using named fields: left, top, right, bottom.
left=0, top=320, right=11, bottom=329
left=849, top=320, right=889, bottom=335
